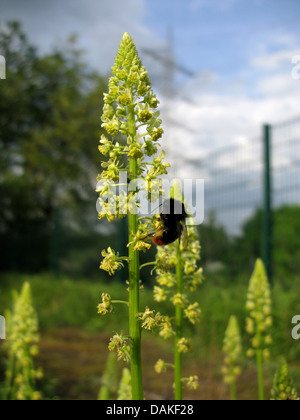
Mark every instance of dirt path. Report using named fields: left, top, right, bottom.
left=37, top=327, right=267, bottom=400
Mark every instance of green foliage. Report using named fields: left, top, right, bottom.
left=0, top=21, right=107, bottom=274
left=272, top=206, right=300, bottom=281
left=0, top=273, right=155, bottom=333
left=232, top=206, right=300, bottom=283
left=0, top=273, right=300, bottom=399
left=198, top=212, right=231, bottom=268
left=232, top=210, right=263, bottom=272
left=0, top=22, right=103, bottom=197
left=98, top=352, right=118, bottom=400
left=1, top=272, right=299, bottom=361
left=117, top=368, right=132, bottom=400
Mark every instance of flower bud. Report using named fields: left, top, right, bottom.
left=222, top=316, right=242, bottom=386
left=245, top=259, right=272, bottom=357
left=271, top=359, right=299, bottom=400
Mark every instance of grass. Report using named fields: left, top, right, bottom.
left=0, top=272, right=131, bottom=331
left=0, top=271, right=299, bottom=399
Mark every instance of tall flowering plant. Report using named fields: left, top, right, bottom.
left=4, top=282, right=42, bottom=400
left=97, top=33, right=169, bottom=400
left=270, top=358, right=299, bottom=401
left=153, top=183, right=204, bottom=399
left=245, top=259, right=272, bottom=400
left=222, top=315, right=242, bottom=400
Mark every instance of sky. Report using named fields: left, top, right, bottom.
left=1, top=0, right=299, bottom=149
left=1, top=0, right=300, bottom=230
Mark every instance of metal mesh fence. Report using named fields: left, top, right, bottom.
left=272, top=116, right=300, bottom=209
left=196, top=116, right=300, bottom=236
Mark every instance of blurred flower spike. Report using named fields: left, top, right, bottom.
left=271, top=358, right=299, bottom=400
left=246, top=259, right=273, bottom=361
left=222, top=315, right=242, bottom=399
left=4, top=282, right=42, bottom=400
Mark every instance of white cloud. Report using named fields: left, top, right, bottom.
left=0, top=0, right=163, bottom=73
left=159, top=33, right=300, bottom=232
left=161, top=52, right=300, bottom=181
left=251, top=49, right=299, bottom=71
left=255, top=73, right=296, bottom=96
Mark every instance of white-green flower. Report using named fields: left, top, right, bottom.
left=4, top=282, right=42, bottom=400
left=222, top=316, right=242, bottom=386
left=246, top=259, right=272, bottom=360
left=97, top=32, right=169, bottom=222
left=271, top=359, right=299, bottom=401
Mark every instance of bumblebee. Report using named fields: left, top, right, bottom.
left=150, top=198, right=188, bottom=248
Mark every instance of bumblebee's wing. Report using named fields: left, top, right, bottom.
left=178, top=220, right=189, bottom=250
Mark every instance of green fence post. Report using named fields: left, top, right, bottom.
left=262, top=124, right=273, bottom=285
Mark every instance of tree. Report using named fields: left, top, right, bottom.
left=0, top=21, right=106, bottom=272
left=272, top=206, right=300, bottom=281
left=233, top=206, right=300, bottom=284
left=197, top=212, right=230, bottom=267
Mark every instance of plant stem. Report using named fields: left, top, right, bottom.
left=128, top=105, right=143, bottom=401
left=174, top=239, right=183, bottom=400
left=139, top=261, right=156, bottom=270
left=257, top=348, right=265, bottom=400
left=229, top=378, right=237, bottom=401
left=111, top=300, right=129, bottom=307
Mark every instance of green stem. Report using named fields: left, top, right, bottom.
left=128, top=105, right=143, bottom=401
left=111, top=300, right=129, bottom=307
left=139, top=261, right=156, bottom=270
left=256, top=348, right=265, bottom=400
left=4, top=354, right=16, bottom=400
left=174, top=240, right=183, bottom=400
left=228, top=362, right=237, bottom=400
left=229, top=377, right=237, bottom=401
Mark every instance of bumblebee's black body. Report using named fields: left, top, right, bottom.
left=152, top=198, right=188, bottom=246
